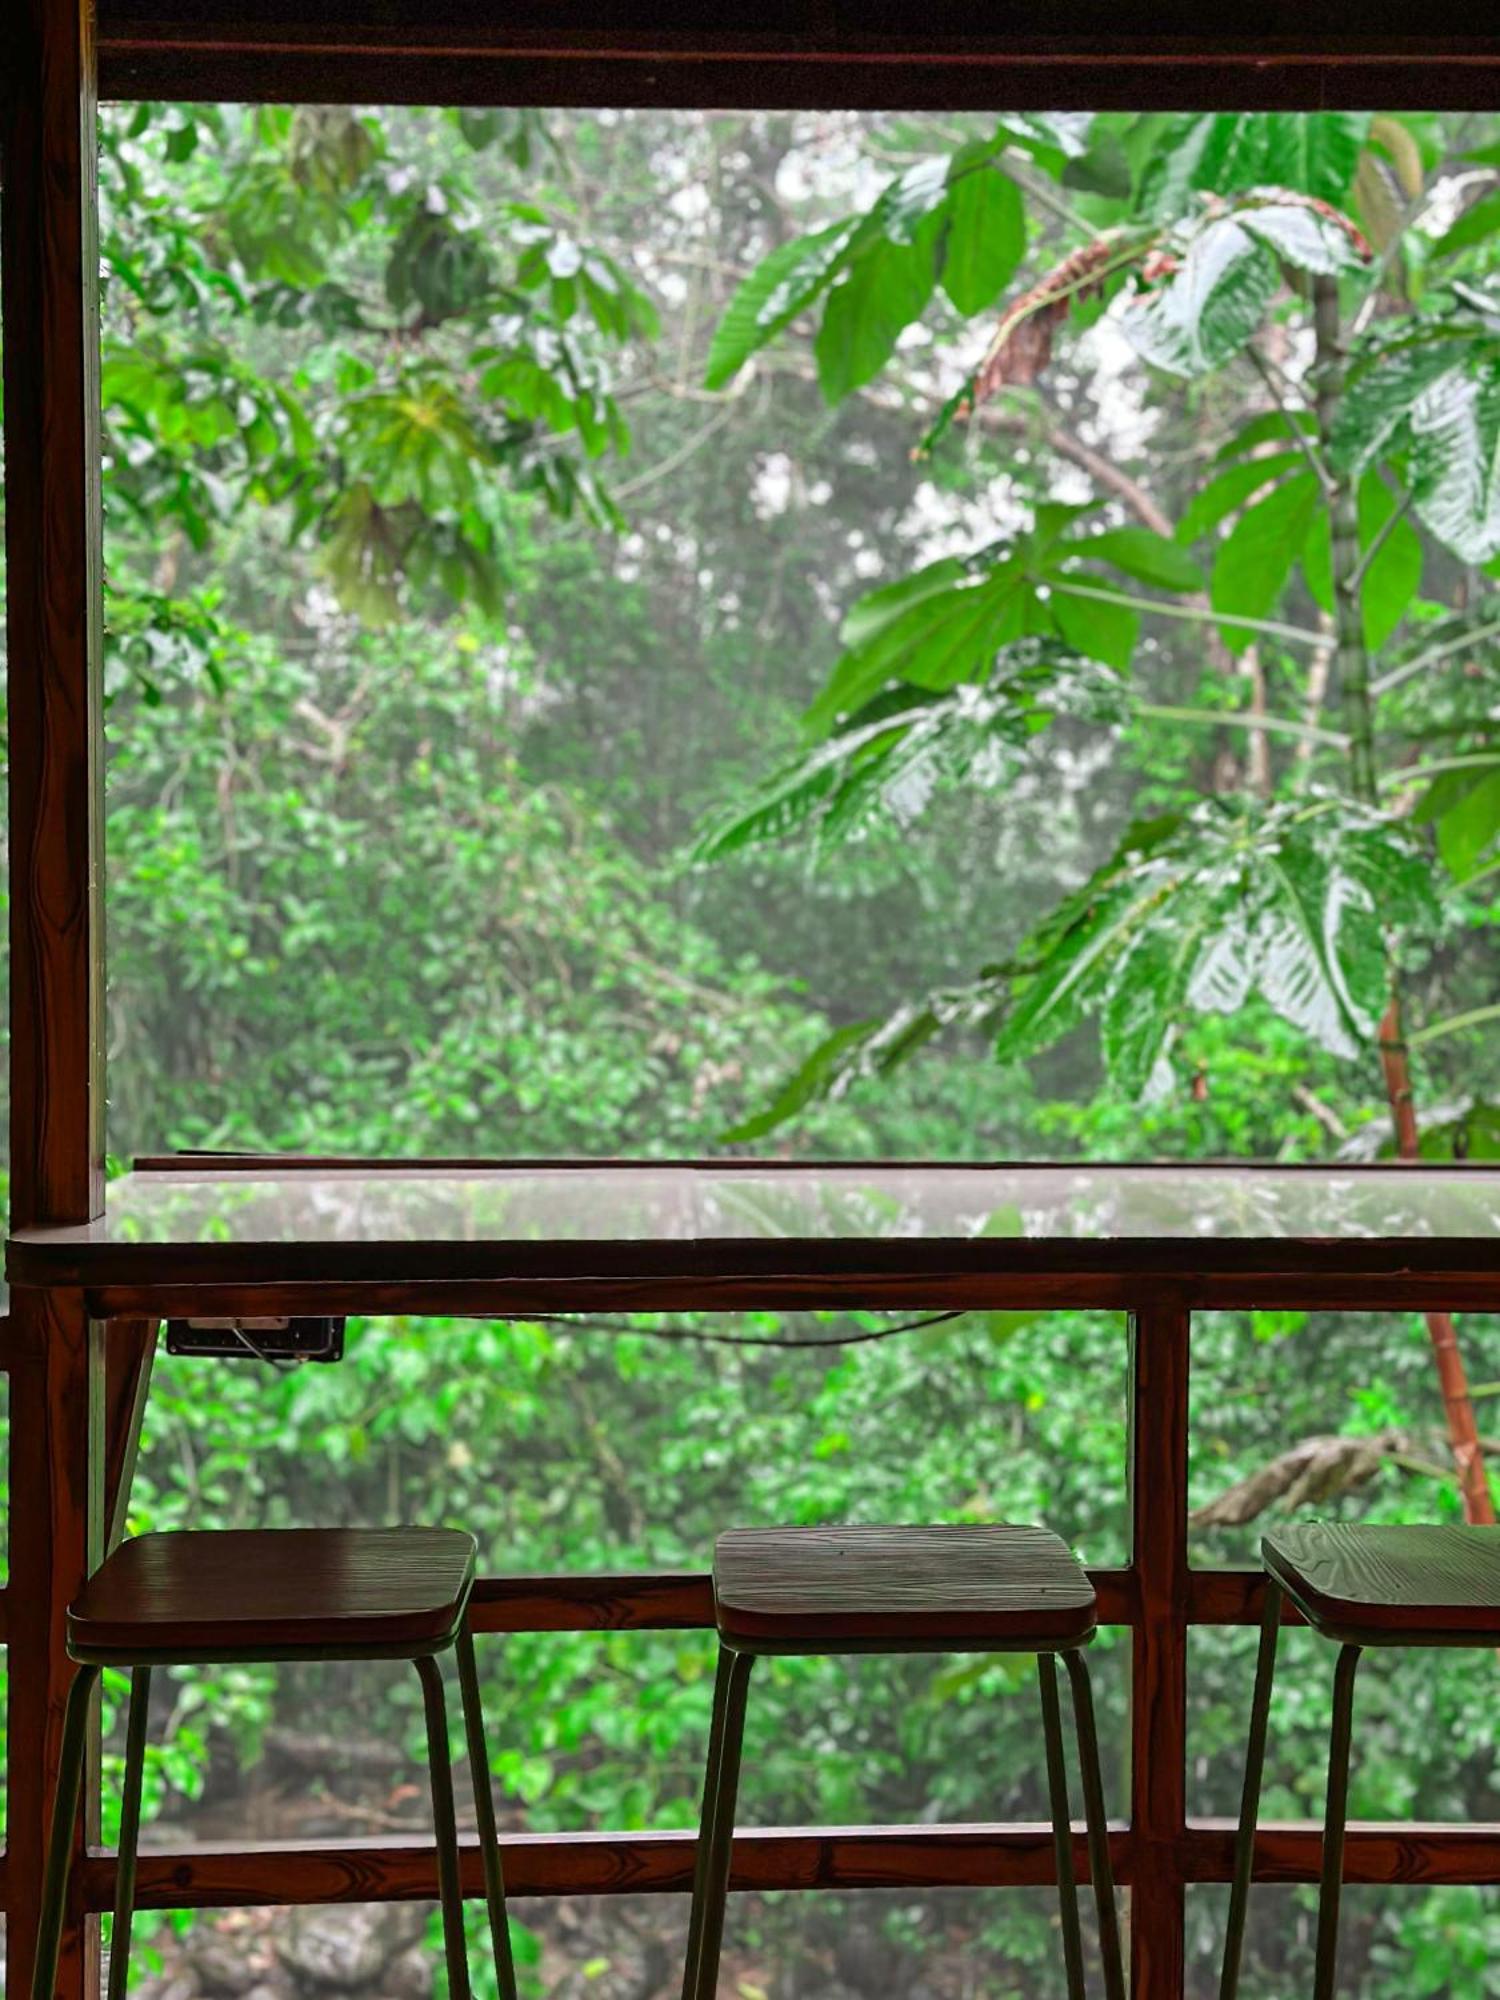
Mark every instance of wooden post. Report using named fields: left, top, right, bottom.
left=3, top=0, right=108, bottom=1985
left=8, top=1293, right=106, bottom=2000
left=1128, top=1307, right=1191, bottom=1998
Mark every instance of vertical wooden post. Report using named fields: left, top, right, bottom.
left=3, top=0, right=108, bottom=1986
left=1127, top=1307, right=1191, bottom=2000
left=3, top=0, right=108, bottom=1228
left=8, top=1292, right=106, bottom=2000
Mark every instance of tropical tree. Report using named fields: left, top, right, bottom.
left=696, top=110, right=1500, bottom=1515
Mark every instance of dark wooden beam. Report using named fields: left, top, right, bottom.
left=92, top=12, right=1500, bottom=109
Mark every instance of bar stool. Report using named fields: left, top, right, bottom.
left=1221, top=1521, right=1500, bottom=2000
left=679, top=1523, right=1126, bottom=2000
left=32, top=1527, right=519, bottom=2000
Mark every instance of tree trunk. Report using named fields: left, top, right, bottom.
left=1312, top=274, right=1494, bottom=1525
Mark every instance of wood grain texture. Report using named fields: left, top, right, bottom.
left=3, top=0, right=107, bottom=1233
left=1263, top=1523, right=1500, bottom=1640
left=92, top=10, right=1500, bottom=112
left=713, top=1524, right=1096, bottom=1649
left=1129, top=1308, right=1190, bottom=2000
left=70, top=1528, right=477, bottom=1658
left=74, top=1819, right=1500, bottom=1914
left=7, top=1289, right=104, bottom=1999
left=90, top=1824, right=1129, bottom=1911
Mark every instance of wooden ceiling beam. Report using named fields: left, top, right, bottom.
left=94, top=14, right=1500, bottom=107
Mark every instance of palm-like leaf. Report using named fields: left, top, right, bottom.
left=692, top=643, right=1127, bottom=863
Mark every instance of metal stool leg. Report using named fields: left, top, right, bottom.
left=682, top=1646, right=755, bottom=2000
left=1312, top=1645, right=1362, bottom=2000
left=416, top=1654, right=472, bottom=2000
left=1220, top=1580, right=1282, bottom=2000
left=32, top=1663, right=102, bottom=2000
left=680, top=1643, right=737, bottom=2000
left=106, top=1666, right=153, bottom=2000
left=1038, top=1653, right=1087, bottom=2000
left=454, top=1623, right=518, bottom=2000
left=1064, top=1648, right=1126, bottom=2000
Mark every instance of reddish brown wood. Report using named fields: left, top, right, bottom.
left=70, top=1528, right=477, bottom=1658
left=3, top=0, right=107, bottom=1235
left=75, top=1819, right=1500, bottom=1914
left=1128, top=1308, right=1191, bottom=2000
left=98, top=1823, right=1125, bottom=1909
left=712, top=1524, right=1097, bottom=1649
left=102, top=1319, right=157, bottom=1553
left=1184, top=1820, right=1500, bottom=1885
left=471, top=1571, right=714, bottom=1630
left=467, top=1567, right=1139, bottom=1632
left=7, top=1289, right=104, bottom=2000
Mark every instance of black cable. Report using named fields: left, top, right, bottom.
left=523, top=1310, right=967, bottom=1349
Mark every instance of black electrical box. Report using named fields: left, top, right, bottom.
left=165, top=1317, right=345, bottom=1364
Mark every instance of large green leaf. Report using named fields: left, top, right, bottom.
left=1068, top=526, right=1203, bottom=591
left=1210, top=470, right=1321, bottom=648
left=1176, top=451, right=1304, bottom=545
left=941, top=161, right=1026, bottom=315
left=994, top=797, right=1436, bottom=1094
left=1413, top=752, right=1500, bottom=882
left=1128, top=218, right=1278, bottom=377
left=1333, top=303, right=1500, bottom=563
left=1139, top=113, right=1370, bottom=215
left=694, top=642, right=1126, bottom=862
left=804, top=559, right=1028, bottom=735
left=1431, top=189, right=1500, bottom=261
left=816, top=229, right=940, bottom=401
left=1302, top=473, right=1424, bottom=651
left=1407, top=357, right=1500, bottom=565
left=704, top=221, right=862, bottom=390
left=1049, top=587, right=1139, bottom=671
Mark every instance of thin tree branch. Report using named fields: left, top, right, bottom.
left=1348, top=482, right=1416, bottom=594
left=1371, top=616, right=1500, bottom=696
left=1408, top=1002, right=1500, bottom=1049
left=1049, top=578, right=1324, bottom=650
left=1248, top=345, right=1334, bottom=496
left=1136, top=702, right=1348, bottom=749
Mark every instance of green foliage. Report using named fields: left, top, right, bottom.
left=1126, top=193, right=1369, bottom=379
left=1333, top=287, right=1500, bottom=563
left=793, top=513, right=1196, bottom=737
left=995, top=797, right=1437, bottom=1092
left=693, top=643, right=1127, bottom=863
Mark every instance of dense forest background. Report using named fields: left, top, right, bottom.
left=2, top=101, right=1500, bottom=1996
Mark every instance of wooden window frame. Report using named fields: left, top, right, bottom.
left=4, top=11, right=1499, bottom=1996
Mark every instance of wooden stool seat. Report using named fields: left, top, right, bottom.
left=68, top=1527, right=477, bottom=1660
left=1262, top=1522, right=1500, bottom=1644
left=1222, top=1520, right=1500, bottom=2000
left=714, top=1523, right=1098, bottom=1652
left=35, top=1527, right=517, bottom=2000
left=681, top=1524, right=1123, bottom=2000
